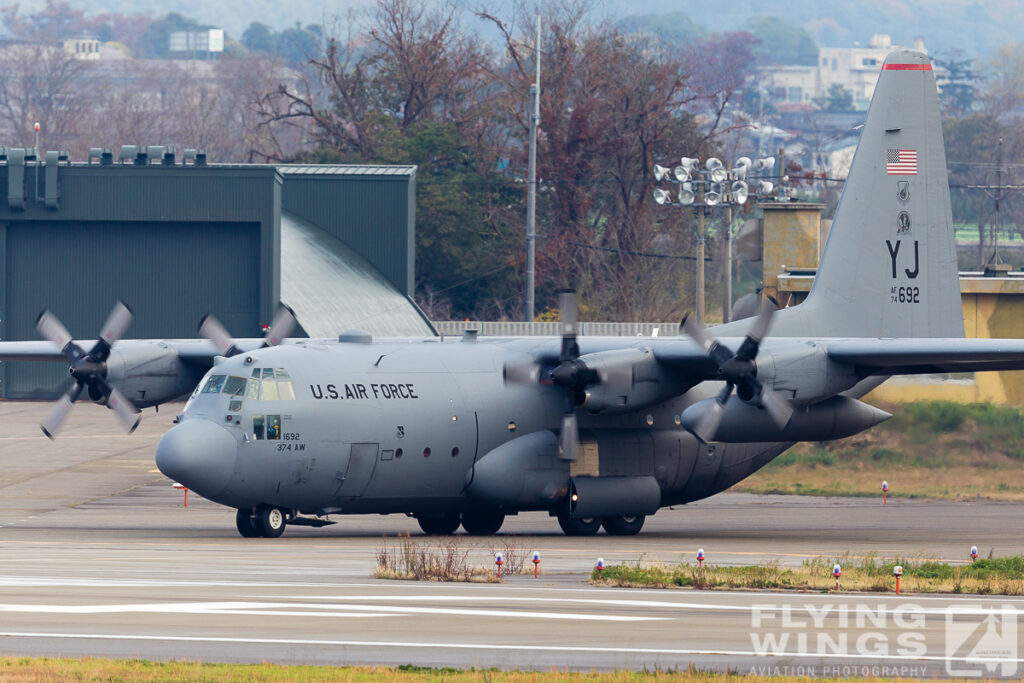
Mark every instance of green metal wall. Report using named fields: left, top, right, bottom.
left=281, top=172, right=415, bottom=295
left=2, top=220, right=260, bottom=398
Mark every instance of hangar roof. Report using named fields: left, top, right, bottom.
left=280, top=212, right=434, bottom=339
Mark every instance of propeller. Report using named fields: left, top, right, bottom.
left=500, top=291, right=592, bottom=461
left=680, top=300, right=793, bottom=442
left=552, top=291, right=587, bottom=461
left=37, top=301, right=141, bottom=438
left=198, top=304, right=297, bottom=358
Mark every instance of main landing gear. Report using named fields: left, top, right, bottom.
left=414, top=508, right=506, bottom=536
left=235, top=506, right=288, bottom=538
left=557, top=510, right=647, bottom=536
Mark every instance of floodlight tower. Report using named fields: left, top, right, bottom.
left=652, top=155, right=776, bottom=324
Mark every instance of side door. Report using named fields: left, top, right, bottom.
left=334, top=442, right=379, bottom=499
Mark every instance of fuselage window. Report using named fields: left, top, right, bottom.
left=267, top=415, right=281, bottom=440
left=222, top=376, right=247, bottom=396
left=229, top=399, right=242, bottom=412
left=253, top=415, right=265, bottom=440
left=202, top=375, right=226, bottom=393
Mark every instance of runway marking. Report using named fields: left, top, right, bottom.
left=7, top=576, right=1024, bottom=605
left=1, top=631, right=1022, bottom=665
left=0, top=600, right=665, bottom=622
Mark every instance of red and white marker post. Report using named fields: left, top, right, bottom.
left=172, top=482, right=188, bottom=507
left=833, top=563, right=842, bottom=590
left=697, top=548, right=705, bottom=568
left=882, top=480, right=889, bottom=505
left=970, top=546, right=979, bottom=563
left=893, top=565, right=903, bottom=594
left=596, top=557, right=605, bottom=580
left=495, top=552, right=504, bottom=579
left=532, top=551, right=541, bottom=578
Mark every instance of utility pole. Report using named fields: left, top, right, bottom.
left=525, top=16, right=541, bottom=324
left=695, top=210, right=706, bottom=325
left=722, top=205, right=733, bottom=323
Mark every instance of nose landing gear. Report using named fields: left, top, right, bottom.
left=235, top=506, right=289, bottom=538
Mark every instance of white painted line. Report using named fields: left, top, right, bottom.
left=0, top=600, right=664, bottom=622
left=0, top=631, right=1020, bottom=665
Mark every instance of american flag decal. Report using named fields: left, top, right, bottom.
left=886, top=148, right=917, bottom=175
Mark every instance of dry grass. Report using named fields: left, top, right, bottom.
left=732, top=401, right=1024, bottom=501
left=374, top=533, right=532, bottom=582
left=0, top=658, right=958, bottom=682
left=593, top=553, right=1024, bottom=595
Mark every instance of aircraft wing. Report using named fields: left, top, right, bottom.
left=824, top=338, right=1024, bottom=375
left=0, top=340, right=74, bottom=361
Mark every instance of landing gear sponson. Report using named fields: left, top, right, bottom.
left=233, top=506, right=646, bottom=538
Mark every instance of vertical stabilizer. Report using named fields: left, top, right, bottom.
left=777, top=50, right=963, bottom=339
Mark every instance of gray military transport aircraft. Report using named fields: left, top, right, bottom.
left=4, top=49, right=1024, bottom=538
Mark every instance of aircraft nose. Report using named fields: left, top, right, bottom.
left=156, top=419, right=237, bottom=499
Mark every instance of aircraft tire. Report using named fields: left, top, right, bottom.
left=556, top=510, right=601, bottom=536
left=461, top=509, right=505, bottom=535
left=601, top=515, right=645, bottom=536
left=259, top=506, right=287, bottom=538
left=417, top=513, right=461, bottom=535
left=235, top=509, right=262, bottom=538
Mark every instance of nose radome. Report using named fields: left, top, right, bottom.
left=156, top=419, right=237, bottom=499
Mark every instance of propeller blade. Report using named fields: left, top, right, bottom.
left=198, top=314, right=238, bottom=357
left=691, top=383, right=733, bottom=443
left=558, top=290, right=578, bottom=339
left=502, top=360, right=540, bottom=384
left=759, top=385, right=794, bottom=430
left=736, top=300, right=776, bottom=361
left=41, top=382, right=84, bottom=439
left=263, top=305, right=296, bottom=347
left=98, top=301, right=133, bottom=347
left=682, top=313, right=734, bottom=368
left=36, top=310, right=74, bottom=353
left=558, top=290, right=580, bottom=362
left=680, top=312, right=715, bottom=353
left=103, top=383, right=141, bottom=434
left=558, top=413, right=579, bottom=461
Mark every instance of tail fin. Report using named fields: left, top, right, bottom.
left=776, top=49, right=963, bottom=339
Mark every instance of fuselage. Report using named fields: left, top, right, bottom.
left=156, top=336, right=795, bottom=520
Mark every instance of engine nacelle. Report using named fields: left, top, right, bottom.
left=580, top=347, right=688, bottom=414
left=680, top=395, right=891, bottom=443
left=466, top=431, right=569, bottom=508
left=104, top=342, right=195, bottom=408
left=754, top=342, right=858, bottom=404
left=569, top=475, right=661, bottom=518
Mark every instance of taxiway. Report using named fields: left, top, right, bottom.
left=1, top=402, right=1022, bottom=675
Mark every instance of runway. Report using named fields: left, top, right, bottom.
left=1, top=401, right=1023, bottom=675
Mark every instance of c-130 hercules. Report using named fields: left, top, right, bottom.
left=5, top=50, right=1024, bottom=537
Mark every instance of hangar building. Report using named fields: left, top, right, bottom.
left=0, top=147, right=433, bottom=398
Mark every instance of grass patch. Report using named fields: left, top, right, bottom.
left=375, top=532, right=529, bottom=582
left=593, top=553, right=1024, bottom=595
left=733, top=400, right=1024, bottom=500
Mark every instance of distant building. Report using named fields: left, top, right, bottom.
left=61, top=36, right=100, bottom=60
left=762, top=35, right=930, bottom=111
left=168, top=29, right=224, bottom=56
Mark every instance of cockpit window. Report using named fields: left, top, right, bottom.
left=267, top=415, right=281, bottom=440
left=261, top=379, right=279, bottom=401
left=202, top=375, right=226, bottom=393
left=246, top=378, right=260, bottom=400
left=278, top=381, right=296, bottom=401
left=222, top=376, right=247, bottom=396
